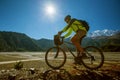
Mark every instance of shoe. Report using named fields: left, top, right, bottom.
left=74, top=57, right=82, bottom=65
left=80, top=53, right=88, bottom=59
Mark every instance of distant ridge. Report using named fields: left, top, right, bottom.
left=34, top=38, right=54, bottom=50
left=0, top=31, right=42, bottom=51
left=0, top=30, right=120, bottom=52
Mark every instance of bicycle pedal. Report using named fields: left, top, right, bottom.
left=74, top=57, right=82, bottom=65
left=91, top=56, right=95, bottom=61
left=73, top=66, right=78, bottom=69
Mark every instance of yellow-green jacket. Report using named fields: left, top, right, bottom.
left=61, top=20, right=87, bottom=38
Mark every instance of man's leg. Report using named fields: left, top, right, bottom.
left=71, top=30, right=86, bottom=56
left=71, top=35, right=84, bottom=55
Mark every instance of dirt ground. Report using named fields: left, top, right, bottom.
left=0, top=52, right=120, bottom=80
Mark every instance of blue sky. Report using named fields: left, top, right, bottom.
left=0, top=0, right=120, bottom=39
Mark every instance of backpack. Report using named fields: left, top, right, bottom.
left=78, top=20, right=90, bottom=31
left=68, top=18, right=90, bottom=31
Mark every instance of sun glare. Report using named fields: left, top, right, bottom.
left=46, top=6, right=55, bottom=15
left=45, top=4, right=56, bottom=17
left=42, top=2, right=58, bottom=21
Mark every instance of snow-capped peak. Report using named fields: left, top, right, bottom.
left=88, top=29, right=119, bottom=37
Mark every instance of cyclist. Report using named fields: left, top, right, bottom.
left=58, top=15, right=88, bottom=57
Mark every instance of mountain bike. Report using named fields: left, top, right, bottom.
left=45, top=34, right=104, bottom=70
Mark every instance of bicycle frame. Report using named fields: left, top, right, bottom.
left=56, top=40, right=77, bottom=58
left=56, top=37, right=94, bottom=59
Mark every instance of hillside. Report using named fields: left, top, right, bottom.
left=0, top=31, right=42, bottom=51
left=100, top=32, right=120, bottom=51
left=36, top=33, right=120, bottom=52
left=0, top=31, right=120, bottom=52
left=35, top=38, right=54, bottom=50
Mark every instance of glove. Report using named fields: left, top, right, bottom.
left=58, top=31, right=63, bottom=35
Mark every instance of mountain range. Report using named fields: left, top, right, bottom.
left=0, top=30, right=120, bottom=52
left=87, top=29, right=120, bottom=37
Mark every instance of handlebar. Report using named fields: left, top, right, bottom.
left=54, top=34, right=64, bottom=45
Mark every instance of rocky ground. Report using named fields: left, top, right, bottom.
left=0, top=64, right=120, bottom=80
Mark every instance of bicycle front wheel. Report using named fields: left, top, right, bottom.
left=45, top=47, right=66, bottom=69
left=81, top=46, right=104, bottom=70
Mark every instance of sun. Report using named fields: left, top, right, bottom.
left=43, top=3, right=58, bottom=20
left=46, top=6, right=55, bottom=15
left=45, top=4, right=56, bottom=17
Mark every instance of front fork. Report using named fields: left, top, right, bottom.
left=54, top=46, right=60, bottom=58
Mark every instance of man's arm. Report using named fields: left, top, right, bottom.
left=58, top=25, right=68, bottom=35
left=58, top=19, right=76, bottom=36
left=63, top=28, right=73, bottom=38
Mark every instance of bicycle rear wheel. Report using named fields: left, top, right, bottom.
left=81, top=46, right=104, bottom=70
left=45, top=47, right=66, bottom=69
